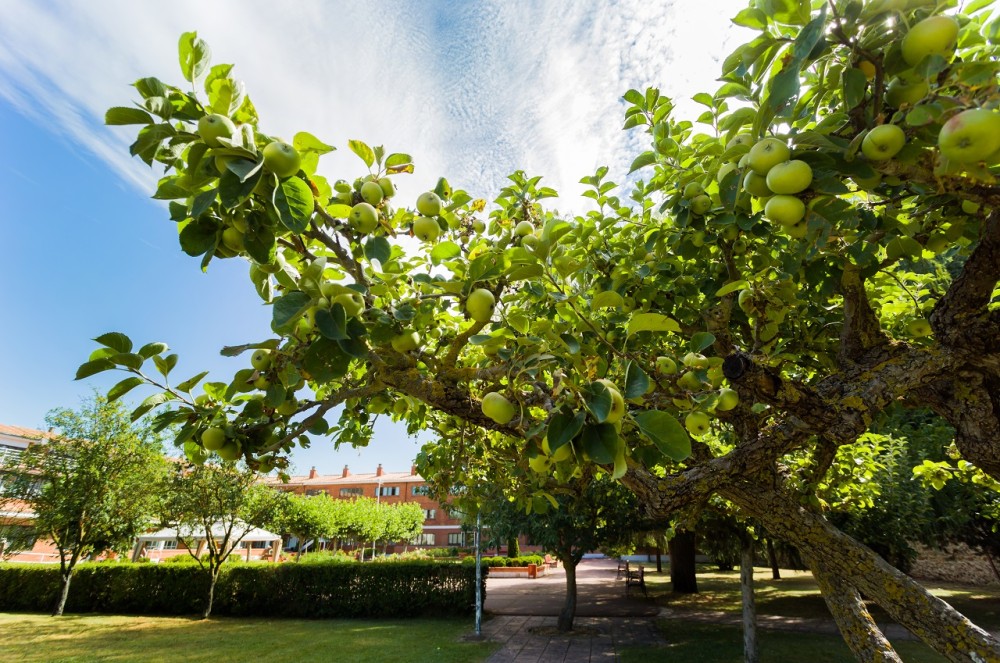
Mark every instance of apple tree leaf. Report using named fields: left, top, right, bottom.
left=628, top=151, right=657, bottom=174
left=175, top=371, right=209, bottom=393
left=584, top=382, right=613, bottom=423
left=272, top=291, right=312, bottom=330
left=627, top=312, right=680, bottom=336
left=546, top=410, right=586, bottom=452
left=715, top=280, right=749, bottom=297
left=75, top=359, right=116, bottom=381
left=294, top=131, right=335, bottom=155
left=592, top=291, right=625, bottom=309
left=317, top=306, right=348, bottom=341
left=364, top=237, right=392, bottom=264
left=580, top=424, right=618, bottom=464
left=273, top=176, right=314, bottom=232
left=302, top=338, right=351, bottom=382
left=105, top=107, right=154, bottom=126
left=430, top=241, right=461, bottom=264
left=633, top=410, right=691, bottom=461
left=348, top=139, right=375, bottom=168
left=690, top=332, right=716, bottom=353
left=624, top=361, right=650, bottom=399
left=178, top=32, right=211, bottom=83
left=132, top=392, right=173, bottom=421
left=107, top=377, right=145, bottom=403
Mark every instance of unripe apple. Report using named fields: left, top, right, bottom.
left=678, top=370, right=703, bottom=391
left=690, top=194, right=712, bottom=215
left=514, top=220, right=534, bottom=236
left=685, top=411, right=711, bottom=436
left=466, top=288, right=496, bottom=322
left=198, top=114, right=236, bottom=147
left=885, top=78, right=929, bottom=108
left=682, top=352, right=710, bottom=369
left=716, top=388, right=739, bottom=412
left=738, top=289, right=756, bottom=315
left=472, top=219, right=486, bottom=234
left=412, top=215, right=441, bottom=242
left=481, top=392, right=516, bottom=424
left=222, top=227, right=245, bottom=252
left=937, top=109, right=1000, bottom=163
left=901, top=15, right=959, bottom=66
left=656, top=356, right=678, bottom=374
left=377, top=177, right=396, bottom=199
left=862, top=124, right=906, bottom=161
left=201, top=426, right=227, bottom=451
left=251, top=349, right=272, bottom=371
left=961, top=200, right=980, bottom=215
left=349, top=202, right=380, bottom=234
left=262, top=141, right=301, bottom=179
left=784, top=220, right=809, bottom=239
left=416, top=191, right=442, bottom=217
left=907, top=318, right=933, bottom=338
left=682, top=182, right=705, bottom=199
left=391, top=330, right=421, bottom=352
left=747, top=138, right=791, bottom=176
left=595, top=379, right=625, bottom=424
left=216, top=440, right=242, bottom=462
left=726, top=134, right=753, bottom=152
left=333, top=292, right=365, bottom=317
left=360, top=181, right=384, bottom=206
left=765, top=160, right=813, bottom=194
left=765, top=195, right=806, bottom=227
left=743, top=171, right=773, bottom=198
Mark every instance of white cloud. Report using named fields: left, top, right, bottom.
left=0, top=0, right=752, bottom=211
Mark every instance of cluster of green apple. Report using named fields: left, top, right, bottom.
left=727, top=135, right=814, bottom=238
left=654, top=353, right=738, bottom=438
left=335, top=175, right=397, bottom=236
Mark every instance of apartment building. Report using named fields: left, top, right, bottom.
left=0, top=425, right=62, bottom=562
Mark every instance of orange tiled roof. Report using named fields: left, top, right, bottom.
left=0, top=424, right=56, bottom=441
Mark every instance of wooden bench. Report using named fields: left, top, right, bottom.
left=625, top=564, right=647, bottom=597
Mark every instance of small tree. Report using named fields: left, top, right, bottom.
left=160, top=461, right=281, bottom=618
left=0, top=395, right=166, bottom=615
left=271, top=492, right=337, bottom=560
left=381, top=501, right=425, bottom=553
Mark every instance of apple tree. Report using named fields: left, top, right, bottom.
left=83, top=1, right=1000, bottom=658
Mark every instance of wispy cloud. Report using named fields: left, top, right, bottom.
left=0, top=0, right=751, bottom=211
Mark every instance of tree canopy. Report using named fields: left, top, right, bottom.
left=83, top=2, right=1000, bottom=659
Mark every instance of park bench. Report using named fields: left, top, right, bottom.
left=625, top=564, right=647, bottom=597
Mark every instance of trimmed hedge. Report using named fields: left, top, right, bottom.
left=0, top=561, right=481, bottom=618
left=463, top=555, right=545, bottom=568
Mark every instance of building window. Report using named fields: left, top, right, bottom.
left=448, top=532, right=466, bottom=546
left=144, top=541, right=162, bottom=551
left=340, top=487, right=364, bottom=497
left=378, top=486, right=399, bottom=497
left=423, top=509, right=436, bottom=521
left=411, top=484, right=429, bottom=496
left=411, top=533, right=435, bottom=546
left=161, top=539, right=178, bottom=550
left=446, top=508, right=464, bottom=520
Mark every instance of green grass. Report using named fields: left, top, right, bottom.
left=620, top=621, right=949, bottom=663
left=0, top=613, right=495, bottom=663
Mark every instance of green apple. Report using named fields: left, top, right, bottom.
left=197, top=114, right=236, bottom=147
left=216, top=440, right=242, bottom=462
left=377, top=177, right=396, bottom=199
left=765, top=195, right=806, bottom=226
left=682, top=182, right=705, bottom=199
left=902, top=15, right=959, bottom=66
left=784, top=220, right=809, bottom=239
left=481, top=392, right=516, bottom=424
left=743, top=171, right=773, bottom=198
left=747, top=138, right=791, bottom=176
left=596, top=379, right=625, bottom=424
left=514, top=220, right=534, bottom=236
left=682, top=352, right=710, bottom=369
left=201, top=426, right=227, bottom=451
left=907, top=318, right=933, bottom=337
left=685, top=411, right=711, bottom=437
left=543, top=437, right=574, bottom=462
left=862, top=124, right=906, bottom=161
left=738, top=289, right=756, bottom=315
left=413, top=215, right=441, bottom=242
left=262, top=141, right=301, bottom=179
left=360, top=181, right=384, bottom=206
left=885, top=78, right=929, bottom=108
left=251, top=349, right=272, bottom=371
left=765, top=160, right=813, bottom=194
left=333, top=292, right=365, bottom=317
left=276, top=398, right=298, bottom=416
left=528, top=454, right=550, bottom=474
left=937, top=109, right=1000, bottom=163
left=391, top=330, right=421, bottom=352
left=678, top=370, right=703, bottom=391
left=472, top=219, right=486, bottom=234
left=466, top=288, right=496, bottom=322
left=348, top=202, right=378, bottom=234
left=656, top=356, right=678, bottom=375
left=716, top=388, right=739, bottom=411
left=416, top=191, right=442, bottom=216
left=690, top=194, right=712, bottom=215
left=222, top=227, right=245, bottom=252
left=961, top=200, right=980, bottom=215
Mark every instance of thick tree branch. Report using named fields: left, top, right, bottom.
left=838, top=263, right=890, bottom=364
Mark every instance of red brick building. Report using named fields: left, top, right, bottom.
left=268, top=464, right=470, bottom=552
left=0, top=424, right=62, bottom=563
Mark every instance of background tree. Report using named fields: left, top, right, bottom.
left=0, top=395, right=166, bottom=615
left=159, top=461, right=282, bottom=618
left=269, top=491, right=336, bottom=560
left=84, top=2, right=1000, bottom=658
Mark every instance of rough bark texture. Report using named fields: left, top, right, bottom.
left=669, top=531, right=698, bottom=594
left=558, top=557, right=578, bottom=632
left=766, top=537, right=781, bottom=580
left=53, top=571, right=72, bottom=617
left=741, top=540, right=759, bottom=663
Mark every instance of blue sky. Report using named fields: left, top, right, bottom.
left=0, top=0, right=749, bottom=475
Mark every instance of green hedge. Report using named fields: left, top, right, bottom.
left=463, top=555, right=545, bottom=568
left=0, top=561, right=481, bottom=618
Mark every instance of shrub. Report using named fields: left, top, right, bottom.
left=463, top=555, right=544, bottom=568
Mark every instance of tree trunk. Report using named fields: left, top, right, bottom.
left=202, top=567, right=219, bottom=619
left=741, top=539, right=758, bottom=663
left=766, top=537, right=781, bottom=580
left=656, top=549, right=662, bottom=574
left=810, top=557, right=902, bottom=663
left=53, top=570, right=73, bottom=617
left=508, top=536, right=519, bottom=558
left=557, top=556, right=578, bottom=632
left=723, top=481, right=1000, bottom=662
left=668, top=530, right=698, bottom=593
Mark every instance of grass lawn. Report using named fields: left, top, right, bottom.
left=0, top=613, right=495, bottom=663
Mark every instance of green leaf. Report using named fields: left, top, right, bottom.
left=363, top=237, right=391, bottom=264
left=107, top=377, right=144, bottom=403
left=152, top=353, right=178, bottom=378
left=273, top=176, right=314, bottom=232
left=385, top=153, right=413, bottom=172
left=842, top=67, right=868, bottom=110
left=560, top=334, right=580, bottom=354
left=580, top=424, right=618, bottom=464
left=176, top=371, right=209, bottom=393
left=547, top=411, right=586, bottom=451
left=633, top=411, right=691, bottom=461
left=75, top=359, right=115, bottom=380
left=94, top=332, right=133, bottom=353
left=179, top=218, right=218, bottom=257
left=203, top=63, right=234, bottom=96
left=244, top=226, right=276, bottom=265
left=294, top=131, right=335, bottom=155
left=690, top=332, right=716, bottom=353
left=348, top=139, right=375, bottom=168
left=628, top=151, right=657, bottom=174
left=624, top=361, right=650, bottom=399
left=178, top=31, right=211, bottom=83
left=611, top=443, right=627, bottom=480
left=430, top=241, right=461, bottom=263
left=302, top=338, right=351, bottom=382
left=627, top=312, right=680, bottom=336
left=316, top=306, right=348, bottom=340
left=111, top=353, right=144, bottom=370
left=219, top=168, right=260, bottom=209
left=105, top=107, right=154, bottom=126
left=273, top=291, right=312, bottom=329
left=732, top=7, right=767, bottom=29
left=138, top=342, right=168, bottom=359
left=585, top=382, right=613, bottom=423
left=592, top=291, right=625, bottom=309
left=207, top=76, right=244, bottom=116
left=715, top=280, right=748, bottom=297
left=132, top=392, right=172, bottom=421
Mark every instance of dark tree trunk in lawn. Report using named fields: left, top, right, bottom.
left=669, top=530, right=698, bottom=593
left=558, top=556, right=578, bottom=632
left=766, top=537, right=781, bottom=580
left=54, top=570, right=73, bottom=617
left=741, top=538, right=758, bottom=663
